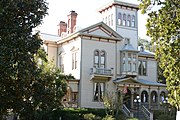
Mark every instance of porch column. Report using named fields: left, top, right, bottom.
left=131, top=90, right=134, bottom=109
left=148, top=86, right=151, bottom=109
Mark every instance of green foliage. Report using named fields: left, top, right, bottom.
left=127, top=118, right=138, bottom=120
left=102, top=115, right=115, bottom=120
left=139, top=0, right=180, bottom=111
left=0, top=0, right=72, bottom=119
left=0, top=0, right=48, bottom=119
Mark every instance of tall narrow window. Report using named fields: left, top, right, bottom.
left=108, top=15, right=110, bottom=26
left=132, top=54, right=136, bottom=72
left=128, top=53, right=131, bottom=71
left=111, top=14, right=113, bottom=26
left=123, top=53, right=126, bottom=71
left=132, top=15, right=135, bottom=27
left=118, top=13, right=122, bottom=25
left=72, top=52, right=77, bottom=70
left=123, top=14, right=126, bottom=26
left=138, top=60, right=147, bottom=75
left=94, top=50, right=106, bottom=68
left=59, top=55, right=64, bottom=73
left=93, top=82, right=105, bottom=102
left=127, top=15, right=131, bottom=27
left=105, top=17, right=107, bottom=24
left=94, top=50, right=99, bottom=68
left=100, top=51, right=105, bottom=68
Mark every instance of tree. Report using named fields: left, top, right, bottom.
left=138, top=0, right=180, bottom=118
left=0, top=0, right=48, bottom=119
left=33, top=48, right=74, bottom=120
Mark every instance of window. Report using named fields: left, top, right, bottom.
left=108, top=15, right=110, bottom=26
left=123, top=14, right=126, bottom=26
left=59, top=54, right=64, bottom=73
left=111, top=14, right=113, bottom=26
left=151, top=91, right=157, bottom=103
left=93, top=82, right=105, bottom=102
left=94, top=50, right=106, bottom=68
left=94, top=50, right=100, bottom=68
left=118, top=13, right=122, bottom=25
left=138, top=60, right=147, bottom=75
left=132, top=15, right=135, bottom=27
left=105, top=17, right=107, bottom=24
left=72, top=52, right=77, bottom=70
left=132, top=54, right=136, bottom=72
left=123, top=53, right=126, bottom=71
left=127, top=15, right=131, bottom=27
left=141, top=91, right=148, bottom=103
left=128, top=53, right=131, bottom=71
left=100, top=51, right=105, bottom=68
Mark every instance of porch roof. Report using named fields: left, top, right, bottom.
left=113, top=77, right=166, bottom=87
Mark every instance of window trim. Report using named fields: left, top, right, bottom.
left=93, top=82, right=105, bottom=102
left=138, top=60, right=147, bottom=76
left=94, top=50, right=106, bottom=68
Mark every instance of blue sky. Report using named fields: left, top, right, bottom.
left=38, top=0, right=149, bottom=40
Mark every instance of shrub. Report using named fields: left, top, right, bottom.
left=102, top=115, right=115, bottom=120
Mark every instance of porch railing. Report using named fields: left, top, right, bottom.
left=141, top=105, right=153, bottom=120
left=122, top=104, right=133, bottom=118
left=90, top=68, right=113, bottom=76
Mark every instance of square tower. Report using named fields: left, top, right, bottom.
left=98, top=0, right=139, bottom=49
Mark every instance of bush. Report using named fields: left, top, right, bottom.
left=157, top=114, right=175, bottom=120
left=102, top=115, right=115, bottom=120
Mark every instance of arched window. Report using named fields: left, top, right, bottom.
left=123, top=14, right=126, bottom=26
left=127, top=15, right=131, bottom=27
left=94, top=50, right=106, bottom=68
left=111, top=14, right=113, bottom=26
left=160, top=91, right=165, bottom=102
left=105, top=17, right=107, bottom=24
left=118, top=13, right=122, bottom=25
left=141, top=91, right=148, bottom=103
left=108, top=15, right=110, bottom=26
left=100, top=51, right=106, bottom=68
left=94, top=50, right=99, bottom=68
left=132, top=15, right=135, bottom=27
left=151, top=91, right=158, bottom=103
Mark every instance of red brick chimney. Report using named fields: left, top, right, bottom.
left=58, top=21, right=67, bottom=36
left=67, top=10, right=78, bottom=34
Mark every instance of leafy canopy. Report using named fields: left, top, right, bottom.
left=138, top=0, right=180, bottom=110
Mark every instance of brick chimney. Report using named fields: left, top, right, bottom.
left=58, top=21, right=67, bottom=36
left=67, top=10, right=78, bottom=34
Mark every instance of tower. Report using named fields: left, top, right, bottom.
left=98, top=0, right=139, bottom=49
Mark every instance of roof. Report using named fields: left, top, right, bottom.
left=98, top=0, right=139, bottom=13
left=40, top=33, right=60, bottom=41
left=55, top=21, right=123, bottom=44
left=113, top=77, right=166, bottom=87
left=121, top=44, right=139, bottom=52
left=139, top=51, right=155, bottom=56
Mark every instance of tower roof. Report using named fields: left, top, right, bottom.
left=98, top=0, right=139, bottom=13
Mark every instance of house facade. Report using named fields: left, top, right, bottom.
left=42, top=0, right=167, bottom=114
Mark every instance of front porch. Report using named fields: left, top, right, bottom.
left=113, top=77, right=167, bottom=119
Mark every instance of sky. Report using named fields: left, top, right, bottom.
left=38, top=0, right=150, bottom=40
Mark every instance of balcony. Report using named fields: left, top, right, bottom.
left=90, top=67, right=113, bottom=80
left=122, top=71, right=138, bottom=76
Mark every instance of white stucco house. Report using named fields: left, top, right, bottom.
left=41, top=0, right=167, bottom=119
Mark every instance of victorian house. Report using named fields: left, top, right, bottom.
left=42, top=0, right=167, bottom=119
